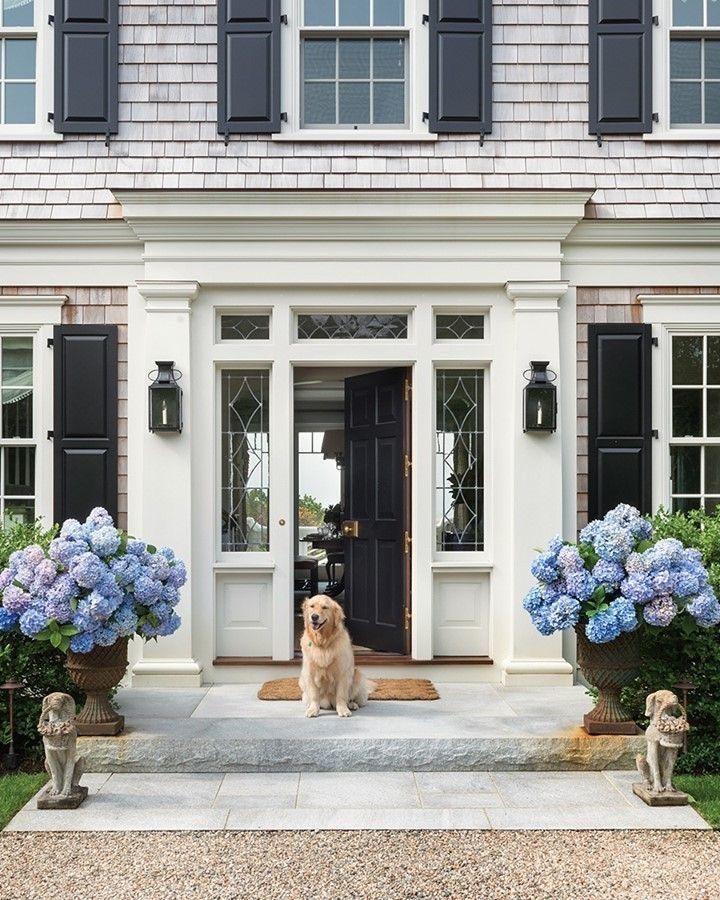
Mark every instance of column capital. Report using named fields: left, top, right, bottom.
left=136, top=280, right=199, bottom=311
left=505, top=281, right=569, bottom=310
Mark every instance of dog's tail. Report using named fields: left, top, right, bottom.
left=635, top=752, right=651, bottom=785
left=353, top=669, right=375, bottom=707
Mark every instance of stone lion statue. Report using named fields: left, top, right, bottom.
left=37, top=692, right=85, bottom=798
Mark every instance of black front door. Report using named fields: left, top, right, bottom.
left=343, top=368, right=407, bottom=653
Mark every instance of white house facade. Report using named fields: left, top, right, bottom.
left=0, top=0, right=719, bottom=687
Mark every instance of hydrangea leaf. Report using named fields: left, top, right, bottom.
left=59, top=624, right=79, bottom=637
left=49, top=631, right=62, bottom=649
left=146, top=544, right=157, bottom=555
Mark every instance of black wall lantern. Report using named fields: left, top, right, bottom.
left=523, top=361, right=557, bottom=433
left=148, top=361, right=183, bottom=433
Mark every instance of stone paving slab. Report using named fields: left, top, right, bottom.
left=5, top=772, right=709, bottom=832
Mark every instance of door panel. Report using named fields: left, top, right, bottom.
left=344, top=368, right=407, bottom=653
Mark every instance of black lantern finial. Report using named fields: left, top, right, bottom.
left=148, top=361, right=183, bottom=433
left=523, top=361, right=557, bottom=433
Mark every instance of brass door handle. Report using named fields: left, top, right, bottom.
left=341, top=520, right=359, bottom=538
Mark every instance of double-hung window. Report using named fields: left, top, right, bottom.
left=0, top=336, right=35, bottom=525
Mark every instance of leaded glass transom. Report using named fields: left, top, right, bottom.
left=221, top=370, right=270, bottom=552
left=435, top=314, right=485, bottom=341
left=220, top=314, right=270, bottom=341
left=297, top=313, right=408, bottom=340
left=436, top=369, right=484, bottom=552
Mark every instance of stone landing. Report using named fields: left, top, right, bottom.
left=80, top=684, right=645, bottom=774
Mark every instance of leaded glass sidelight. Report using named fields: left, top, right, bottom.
left=221, top=370, right=270, bottom=552
left=0, top=336, right=35, bottom=526
left=436, top=370, right=484, bottom=552
left=297, top=313, right=408, bottom=340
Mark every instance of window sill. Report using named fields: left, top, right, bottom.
left=644, top=129, right=720, bottom=142
left=272, top=130, right=437, bottom=142
left=0, top=130, right=63, bottom=143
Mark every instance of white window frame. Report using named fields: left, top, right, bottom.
left=0, top=0, right=58, bottom=141
left=649, top=0, right=720, bottom=140
left=276, top=0, right=435, bottom=141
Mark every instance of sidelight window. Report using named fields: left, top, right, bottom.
left=669, top=333, right=720, bottom=512
left=0, top=336, right=35, bottom=525
left=435, top=369, right=484, bottom=552
left=221, top=370, right=270, bottom=552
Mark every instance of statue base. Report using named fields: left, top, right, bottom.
left=36, top=783, right=89, bottom=810
left=632, top=783, right=689, bottom=807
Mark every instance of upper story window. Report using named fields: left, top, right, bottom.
left=667, top=0, right=720, bottom=128
left=0, top=0, right=53, bottom=139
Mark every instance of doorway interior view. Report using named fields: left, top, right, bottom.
left=294, top=366, right=411, bottom=657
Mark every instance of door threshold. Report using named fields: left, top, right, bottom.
left=213, top=655, right=494, bottom=667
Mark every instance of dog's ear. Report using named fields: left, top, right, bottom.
left=332, top=600, right=345, bottom=625
left=61, top=694, right=75, bottom=720
left=40, top=694, right=51, bottom=720
left=645, top=692, right=657, bottom=719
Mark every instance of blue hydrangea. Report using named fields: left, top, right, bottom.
left=113, top=603, right=138, bottom=636
left=19, top=608, right=47, bottom=637
left=126, top=539, right=148, bottom=557
left=166, top=561, right=187, bottom=589
left=46, top=574, right=78, bottom=607
left=557, top=545, right=584, bottom=573
left=530, top=551, right=560, bottom=584
left=565, top=570, right=598, bottom=602
left=31, top=559, right=58, bottom=594
left=49, top=538, right=89, bottom=569
left=97, top=573, right=123, bottom=603
left=529, top=608, right=558, bottom=637
left=585, top=608, right=622, bottom=644
left=620, top=576, right=656, bottom=605
left=69, top=552, right=108, bottom=589
left=0, top=569, right=13, bottom=591
left=87, top=589, right=121, bottom=622
left=592, top=559, right=626, bottom=590
left=0, top=607, right=18, bottom=630
left=45, top=597, right=73, bottom=624
left=22, top=545, right=46, bottom=568
left=69, top=633, right=96, bottom=654
left=592, top=523, right=636, bottom=564
left=539, top=581, right=562, bottom=603
left=72, top=601, right=101, bottom=634
left=60, top=518, right=85, bottom=541
left=85, top=507, right=114, bottom=531
left=643, top=595, right=678, bottom=627
left=158, top=547, right=175, bottom=561
left=93, top=624, right=121, bottom=647
left=523, top=586, right=546, bottom=614
left=156, top=612, right=181, bottom=637
left=611, top=597, right=638, bottom=633
left=110, top=555, right=142, bottom=587
left=147, top=554, right=170, bottom=582
left=579, top=520, right=601, bottom=545
left=161, top=584, right=179, bottom=606
left=687, top=591, right=720, bottom=628
left=89, top=525, right=121, bottom=558
left=547, top=595, right=581, bottom=630
left=134, top=575, right=162, bottom=605
left=2, top=585, right=32, bottom=615
left=674, top=569, right=701, bottom=598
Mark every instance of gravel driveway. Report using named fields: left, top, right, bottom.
left=1, top=830, right=718, bottom=900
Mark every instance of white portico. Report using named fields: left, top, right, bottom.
left=120, top=190, right=589, bottom=687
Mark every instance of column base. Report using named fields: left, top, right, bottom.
left=502, top=658, right=574, bottom=687
left=131, top=658, right=204, bottom=688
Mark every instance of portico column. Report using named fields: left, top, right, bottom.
left=130, top=280, right=203, bottom=687
left=503, top=282, right=574, bottom=686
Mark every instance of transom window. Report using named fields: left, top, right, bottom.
left=0, top=336, right=35, bottom=525
left=297, top=313, right=408, bottom=340
left=670, top=0, right=720, bottom=126
left=0, top=0, right=36, bottom=125
left=219, top=314, right=271, bottom=341
left=301, top=0, right=407, bottom=128
left=669, top=334, right=720, bottom=513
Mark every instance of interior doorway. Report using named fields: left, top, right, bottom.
left=293, top=365, right=411, bottom=655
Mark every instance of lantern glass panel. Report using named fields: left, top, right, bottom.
left=150, top=387, right=180, bottom=431
left=525, top=385, right=555, bottom=431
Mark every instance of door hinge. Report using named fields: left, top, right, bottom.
left=652, top=112, right=659, bottom=123
left=403, top=531, right=412, bottom=555
left=47, top=430, right=54, bottom=440
left=651, top=429, right=659, bottom=439
left=48, top=13, right=54, bottom=24
left=652, top=336, right=659, bottom=347
left=404, top=379, right=412, bottom=403
left=403, top=452, right=412, bottom=478
left=47, top=337, right=53, bottom=348
left=652, top=15, right=659, bottom=25
left=404, top=607, right=412, bottom=631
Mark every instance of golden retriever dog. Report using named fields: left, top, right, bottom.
left=299, top=595, right=374, bottom=717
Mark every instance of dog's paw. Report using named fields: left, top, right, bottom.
left=337, top=706, right=352, bottom=717
left=304, top=704, right=320, bottom=718
left=348, top=701, right=359, bottom=710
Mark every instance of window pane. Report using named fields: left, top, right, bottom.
left=673, top=497, right=702, bottom=513
left=436, top=314, right=485, bottom=340
left=672, top=389, right=703, bottom=437
left=297, top=313, right=408, bottom=339
left=304, top=82, right=336, bottom=124
left=304, top=40, right=336, bottom=79
left=706, top=82, right=720, bottom=124
left=220, top=315, right=270, bottom=341
left=436, top=370, right=484, bottom=552
left=4, top=83, right=35, bottom=124
left=708, top=389, right=720, bottom=436
left=305, top=0, right=334, bottom=25
left=373, top=81, right=404, bottom=124
left=373, top=39, right=404, bottom=78
left=2, top=336, right=33, bottom=386
left=706, top=39, right=720, bottom=78
left=374, top=0, right=403, bottom=25
left=708, top=336, right=720, bottom=384
left=5, top=38, right=35, bottom=78
left=673, top=0, right=703, bottom=25
left=672, top=335, right=703, bottom=384
left=4, top=446, right=34, bottom=496
left=3, top=0, right=33, bottom=26
left=339, top=81, right=370, bottom=124
left=339, top=0, right=369, bottom=25
left=671, top=82, right=702, bottom=125
left=671, top=40, right=701, bottom=79
left=4, top=502, right=34, bottom=527
left=671, top=445, right=701, bottom=494
left=339, top=39, right=370, bottom=78
left=2, top=388, right=32, bottom=438
left=221, top=371, right=270, bottom=552
left=706, top=446, right=720, bottom=494
left=709, top=0, right=720, bottom=26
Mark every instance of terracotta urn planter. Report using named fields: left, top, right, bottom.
left=575, top=624, right=640, bottom=735
left=65, top=637, right=129, bottom=736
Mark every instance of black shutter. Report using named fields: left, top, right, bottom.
left=54, top=0, right=118, bottom=135
left=54, top=326, right=118, bottom=524
left=218, top=0, right=281, bottom=135
left=589, top=0, right=652, bottom=135
left=429, top=0, right=492, bottom=134
left=588, top=324, right=652, bottom=520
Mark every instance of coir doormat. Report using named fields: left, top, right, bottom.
left=257, top=677, right=439, bottom=701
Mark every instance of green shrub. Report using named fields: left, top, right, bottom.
left=626, top=508, right=720, bottom=774
left=0, top=521, right=84, bottom=765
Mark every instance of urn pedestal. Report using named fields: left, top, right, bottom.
left=576, top=625, right=640, bottom=735
left=65, top=638, right=129, bottom=736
